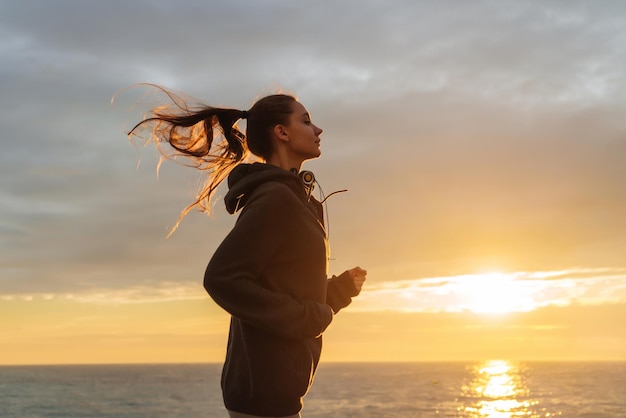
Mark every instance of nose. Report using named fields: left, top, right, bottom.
left=314, top=124, right=323, bottom=136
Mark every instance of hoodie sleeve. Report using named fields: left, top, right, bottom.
left=204, top=184, right=333, bottom=340
left=326, top=271, right=361, bottom=313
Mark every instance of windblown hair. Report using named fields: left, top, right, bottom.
left=127, top=84, right=297, bottom=236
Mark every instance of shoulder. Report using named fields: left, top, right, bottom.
left=244, top=181, right=304, bottom=214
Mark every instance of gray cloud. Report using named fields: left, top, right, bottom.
left=2, top=0, right=626, bottom=296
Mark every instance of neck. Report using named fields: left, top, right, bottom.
left=266, top=152, right=303, bottom=173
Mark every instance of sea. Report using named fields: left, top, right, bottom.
left=1, top=361, right=624, bottom=417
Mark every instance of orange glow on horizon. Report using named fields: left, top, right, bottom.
left=2, top=268, right=626, bottom=365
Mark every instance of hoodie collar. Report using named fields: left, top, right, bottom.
left=224, top=163, right=307, bottom=214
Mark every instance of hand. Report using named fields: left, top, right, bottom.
left=348, top=266, right=367, bottom=293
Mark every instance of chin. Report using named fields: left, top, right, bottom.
left=300, top=149, right=322, bottom=162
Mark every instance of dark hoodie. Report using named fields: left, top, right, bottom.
left=204, top=163, right=359, bottom=416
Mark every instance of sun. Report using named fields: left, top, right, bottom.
left=455, top=272, right=537, bottom=314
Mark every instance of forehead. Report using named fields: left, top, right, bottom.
left=290, top=101, right=309, bottom=116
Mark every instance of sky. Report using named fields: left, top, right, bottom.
left=1, top=0, right=625, bottom=364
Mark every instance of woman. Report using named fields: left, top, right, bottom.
left=129, top=87, right=366, bottom=417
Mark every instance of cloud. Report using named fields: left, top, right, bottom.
left=1, top=281, right=205, bottom=304
left=350, top=268, right=626, bottom=312
left=2, top=0, right=626, bottom=299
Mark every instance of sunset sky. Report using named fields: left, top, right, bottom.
left=2, top=0, right=625, bottom=365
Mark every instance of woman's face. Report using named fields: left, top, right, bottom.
left=283, top=101, right=323, bottom=162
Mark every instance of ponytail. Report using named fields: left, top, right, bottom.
left=126, top=84, right=297, bottom=236
left=127, top=85, right=249, bottom=236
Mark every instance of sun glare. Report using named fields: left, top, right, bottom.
left=462, top=360, right=536, bottom=417
left=455, top=272, right=537, bottom=314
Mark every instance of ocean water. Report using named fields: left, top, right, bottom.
left=1, top=361, right=624, bottom=417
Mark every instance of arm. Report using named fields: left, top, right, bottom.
left=204, top=185, right=333, bottom=340
left=326, top=267, right=367, bottom=313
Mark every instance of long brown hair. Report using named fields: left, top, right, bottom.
left=127, top=84, right=297, bottom=236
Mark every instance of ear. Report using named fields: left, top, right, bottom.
left=273, top=124, right=290, bottom=143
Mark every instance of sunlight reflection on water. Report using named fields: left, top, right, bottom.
left=460, top=360, right=558, bottom=417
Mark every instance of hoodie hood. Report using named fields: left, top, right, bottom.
left=224, top=163, right=307, bottom=214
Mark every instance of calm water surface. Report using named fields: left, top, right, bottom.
left=1, top=361, right=624, bottom=417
